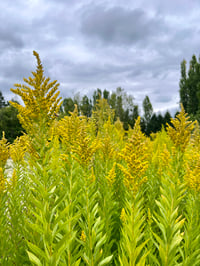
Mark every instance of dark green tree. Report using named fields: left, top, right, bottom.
left=0, top=91, right=7, bottom=108
left=0, top=103, right=23, bottom=142
left=142, top=95, right=153, bottom=132
left=62, top=97, right=75, bottom=115
left=131, top=105, right=139, bottom=126
left=163, top=111, right=171, bottom=128
left=103, top=89, right=110, bottom=100
left=93, top=89, right=102, bottom=106
left=80, top=95, right=92, bottom=117
left=179, top=55, right=200, bottom=119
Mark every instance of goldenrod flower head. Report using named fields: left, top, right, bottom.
left=89, top=167, right=96, bottom=183
left=71, top=121, right=98, bottom=167
left=57, top=105, right=84, bottom=149
left=120, top=208, right=127, bottom=223
left=155, top=144, right=172, bottom=177
left=10, top=169, right=17, bottom=190
left=166, top=104, right=195, bottom=152
left=190, top=122, right=200, bottom=148
left=80, top=230, right=86, bottom=242
left=0, top=167, right=6, bottom=193
left=99, top=136, right=116, bottom=160
left=106, top=163, right=116, bottom=186
left=184, top=149, right=200, bottom=192
left=118, top=117, right=150, bottom=194
left=147, top=208, right=152, bottom=225
left=92, top=97, right=115, bottom=130
left=10, top=51, right=62, bottom=136
left=0, top=132, right=9, bottom=169
left=9, top=136, right=27, bottom=163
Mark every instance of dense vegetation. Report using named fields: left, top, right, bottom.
left=1, top=51, right=200, bottom=265
left=0, top=74, right=173, bottom=142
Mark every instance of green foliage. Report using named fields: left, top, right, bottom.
left=0, top=104, right=23, bottom=142
left=119, top=193, right=149, bottom=266
left=143, top=95, right=153, bottom=128
left=152, top=173, right=185, bottom=265
left=179, top=54, right=200, bottom=120
left=0, top=90, right=7, bottom=108
left=2, top=51, right=200, bottom=266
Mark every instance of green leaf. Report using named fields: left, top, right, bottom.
left=27, top=242, right=47, bottom=260
left=27, top=250, right=43, bottom=266
left=98, top=255, right=113, bottom=266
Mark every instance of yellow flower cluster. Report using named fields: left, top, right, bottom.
left=92, top=98, right=115, bottom=129
left=56, top=105, right=83, bottom=148
left=184, top=149, right=200, bottom=192
left=57, top=106, right=98, bottom=167
left=88, top=167, right=96, bottom=183
left=153, top=144, right=172, bottom=177
left=0, top=132, right=9, bottom=169
left=98, top=117, right=124, bottom=161
left=10, top=51, right=62, bottom=136
left=166, top=104, right=195, bottom=152
left=120, top=208, right=127, bottom=223
left=0, top=167, right=6, bottom=193
left=9, top=169, right=17, bottom=190
left=106, top=163, right=116, bottom=186
left=118, top=117, right=150, bottom=194
left=190, top=122, right=200, bottom=149
left=80, top=230, right=86, bottom=242
left=9, top=135, right=28, bottom=163
left=72, top=126, right=98, bottom=167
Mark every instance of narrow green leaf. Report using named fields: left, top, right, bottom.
left=27, top=250, right=43, bottom=266
left=98, top=255, right=113, bottom=266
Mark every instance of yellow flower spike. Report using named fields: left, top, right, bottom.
left=147, top=208, right=152, bottom=225
left=10, top=51, right=62, bottom=137
left=166, top=104, right=196, bottom=152
left=10, top=169, right=17, bottom=190
left=80, top=230, right=86, bottom=242
left=106, top=163, right=116, bottom=186
left=120, top=208, right=127, bottom=224
left=184, top=148, right=200, bottom=192
left=9, top=136, right=27, bottom=163
left=71, top=120, right=98, bottom=167
left=0, top=132, right=10, bottom=169
left=118, top=117, right=150, bottom=194
left=89, top=167, right=96, bottom=183
left=0, top=167, right=6, bottom=193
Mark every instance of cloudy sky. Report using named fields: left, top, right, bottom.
left=1, top=0, right=200, bottom=114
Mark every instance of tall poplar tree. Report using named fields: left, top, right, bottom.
left=179, top=55, right=200, bottom=118
left=143, top=95, right=153, bottom=128
left=0, top=91, right=6, bottom=108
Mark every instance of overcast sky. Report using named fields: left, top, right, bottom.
left=1, top=0, right=200, bottom=114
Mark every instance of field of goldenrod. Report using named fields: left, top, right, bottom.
left=1, top=52, right=200, bottom=265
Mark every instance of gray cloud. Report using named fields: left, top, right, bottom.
left=1, top=0, right=200, bottom=114
left=81, top=6, right=167, bottom=46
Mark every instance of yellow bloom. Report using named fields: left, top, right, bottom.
left=118, top=117, right=150, bottom=194
left=10, top=169, right=17, bottom=190
left=0, top=132, right=9, bottom=169
left=80, top=230, right=86, bottom=242
left=9, top=136, right=27, bottom=163
left=184, top=149, right=200, bottom=192
left=166, top=104, right=195, bottom=152
left=120, top=208, right=127, bottom=223
left=0, top=167, right=6, bottom=193
left=106, top=163, right=116, bottom=186
left=89, top=167, right=96, bottom=183
left=10, top=51, right=62, bottom=137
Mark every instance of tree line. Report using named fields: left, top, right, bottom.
left=1, top=52, right=200, bottom=142
left=0, top=87, right=172, bottom=142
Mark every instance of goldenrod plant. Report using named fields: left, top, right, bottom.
left=1, top=51, right=200, bottom=265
